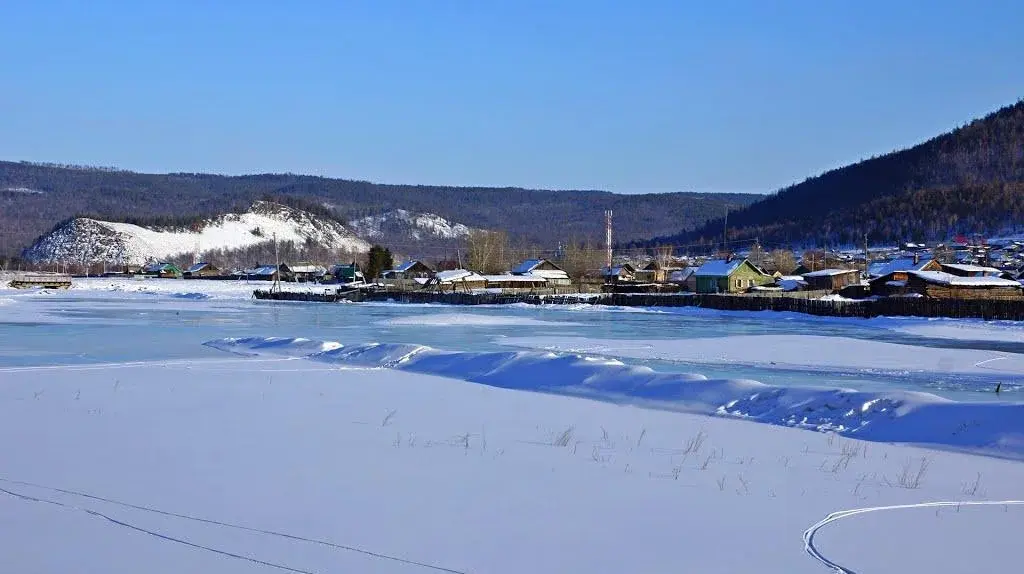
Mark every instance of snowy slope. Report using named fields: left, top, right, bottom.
left=23, top=201, right=371, bottom=265
left=347, top=209, right=474, bottom=241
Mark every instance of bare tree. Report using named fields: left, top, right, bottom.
left=748, top=242, right=768, bottom=270
left=655, top=245, right=673, bottom=267
left=467, top=230, right=511, bottom=274
left=557, top=239, right=605, bottom=291
left=770, top=249, right=798, bottom=275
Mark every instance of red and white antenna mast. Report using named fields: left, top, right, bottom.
left=604, top=210, right=614, bottom=269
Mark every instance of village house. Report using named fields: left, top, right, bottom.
left=939, top=263, right=1004, bottom=278
left=867, top=257, right=942, bottom=296
left=511, top=259, right=571, bottom=286
left=777, top=275, right=809, bottom=292
left=668, top=266, right=699, bottom=291
left=239, top=264, right=293, bottom=282
left=114, top=264, right=144, bottom=276
left=869, top=273, right=909, bottom=297
left=290, top=263, right=328, bottom=283
left=867, top=255, right=940, bottom=279
left=142, top=262, right=182, bottom=279
left=328, top=263, right=364, bottom=285
left=907, top=270, right=1023, bottom=299
left=635, top=260, right=682, bottom=284
left=693, top=259, right=772, bottom=294
left=382, top=260, right=435, bottom=289
left=601, top=263, right=636, bottom=284
left=801, top=269, right=861, bottom=292
left=183, top=262, right=220, bottom=279
left=482, top=274, right=548, bottom=290
left=426, top=269, right=487, bottom=292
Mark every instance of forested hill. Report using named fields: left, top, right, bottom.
left=0, top=161, right=757, bottom=257
left=644, top=99, right=1024, bottom=249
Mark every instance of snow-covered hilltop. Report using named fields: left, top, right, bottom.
left=23, top=201, right=371, bottom=265
left=347, top=209, right=473, bottom=241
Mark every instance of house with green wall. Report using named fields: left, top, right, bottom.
left=693, top=258, right=772, bottom=293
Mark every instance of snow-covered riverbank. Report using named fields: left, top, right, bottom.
left=3, top=355, right=1022, bottom=573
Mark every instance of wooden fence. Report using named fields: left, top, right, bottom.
left=355, top=290, right=1024, bottom=320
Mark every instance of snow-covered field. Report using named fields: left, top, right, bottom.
left=2, top=279, right=1024, bottom=572
left=3, top=354, right=1023, bottom=573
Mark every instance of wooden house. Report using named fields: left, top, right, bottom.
left=387, top=260, right=435, bottom=280
left=867, top=258, right=941, bottom=296
left=906, top=271, right=1022, bottom=299
left=693, top=259, right=772, bottom=293
left=939, top=263, right=1004, bottom=278
left=142, top=262, right=182, bottom=279
left=601, top=263, right=636, bottom=284
left=483, top=274, right=548, bottom=290
left=426, top=269, right=487, bottom=292
left=869, top=273, right=910, bottom=297
left=635, top=260, right=679, bottom=283
left=327, top=263, right=364, bottom=285
left=239, top=264, right=293, bottom=282
left=511, top=259, right=571, bottom=286
left=183, top=262, right=220, bottom=279
left=383, top=260, right=435, bottom=289
left=290, top=263, right=328, bottom=283
left=867, top=256, right=940, bottom=279
left=801, top=269, right=861, bottom=292
left=791, top=264, right=811, bottom=276
left=668, top=266, right=699, bottom=291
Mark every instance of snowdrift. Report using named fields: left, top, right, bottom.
left=205, top=337, right=1024, bottom=457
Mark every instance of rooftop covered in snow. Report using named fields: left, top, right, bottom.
left=908, top=271, right=1021, bottom=287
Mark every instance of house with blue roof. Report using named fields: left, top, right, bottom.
left=142, top=262, right=183, bottom=279
left=693, top=258, right=772, bottom=293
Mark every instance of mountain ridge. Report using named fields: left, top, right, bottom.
left=0, top=161, right=758, bottom=258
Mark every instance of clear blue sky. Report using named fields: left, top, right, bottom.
left=1, top=0, right=1022, bottom=194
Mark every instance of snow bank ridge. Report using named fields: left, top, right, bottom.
left=204, top=337, right=1024, bottom=457
left=23, top=201, right=372, bottom=265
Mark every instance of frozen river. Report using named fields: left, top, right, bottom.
left=3, top=278, right=1024, bottom=573
left=3, top=278, right=1024, bottom=402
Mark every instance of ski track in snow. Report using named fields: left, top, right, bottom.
left=0, top=486, right=315, bottom=574
left=803, top=500, right=1024, bottom=573
left=0, top=478, right=468, bottom=574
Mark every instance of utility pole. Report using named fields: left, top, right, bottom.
left=863, top=233, right=869, bottom=278
left=604, top=210, right=614, bottom=269
left=722, top=207, right=729, bottom=256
